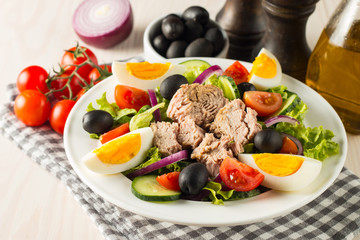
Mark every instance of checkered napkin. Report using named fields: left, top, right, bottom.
left=1, top=83, right=360, bottom=240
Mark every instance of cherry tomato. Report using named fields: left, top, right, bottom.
left=156, top=172, right=181, bottom=191
left=14, top=90, right=51, bottom=126
left=49, top=99, right=76, bottom=134
left=279, top=136, right=298, bottom=154
left=99, top=122, right=130, bottom=144
left=88, top=64, right=112, bottom=84
left=220, top=157, right=264, bottom=192
left=61, top=46, right=98, bottom=80
left=75, top=88, right=87, bottom=101
left=222, top=61, right=250, bottom=85
left=114, top=85, right=151, bottom=111
left=243, top=91, right=282, bottom=117
left=17, top=65, right=49, bottom=93
left=50, top=72, right=84, bottom=100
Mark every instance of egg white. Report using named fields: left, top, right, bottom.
left=248, top=48, right=282, bottom=90
left=238, top=153, right=322, bottom=191
left=112, top=61, right=185, bottom=91
left=82, top=127, right=154, bottom=175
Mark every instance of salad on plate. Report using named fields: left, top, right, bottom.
left=79, top=48, right=339, bottom=205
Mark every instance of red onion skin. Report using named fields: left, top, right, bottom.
left=126, top=150, right=188, bottom=179
left=264, top=115, right=300, bottom=128
left=147, top=89, right=161, bottom=122
left=193, top=65, right=223, bottom=84
left=73, top=0, right=133, bottom=49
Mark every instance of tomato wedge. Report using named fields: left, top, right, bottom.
left=220, top=157, right=264, bottom=192
left=114, top=85, right=151, bottom=111
left=222, top=61, right=250, bottom=85
left=243, top=91, right=282, bottom=117
left=279, top=136, right=298, bottom=154
left=99, top=122, right=130, bottom=144
left=156, top=172, right=181, bottom=191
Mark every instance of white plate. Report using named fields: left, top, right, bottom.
left=63, top=57, right=347, bottom=227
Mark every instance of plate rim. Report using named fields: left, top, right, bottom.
left=63, top=57, right=348, bottom=227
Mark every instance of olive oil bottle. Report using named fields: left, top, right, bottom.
left=306, top=0, right=360, bottom=134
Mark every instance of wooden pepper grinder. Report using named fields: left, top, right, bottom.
left=216, top=0, right=266, bottom=62
left=252, top=0, right=319, bottom=82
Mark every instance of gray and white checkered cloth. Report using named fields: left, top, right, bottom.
left=1, top=83, right=360, bottom=240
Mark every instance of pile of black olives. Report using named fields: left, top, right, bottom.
left=150, top=6, right=226, bottom=58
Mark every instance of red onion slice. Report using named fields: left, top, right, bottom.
left=72, top=0, right=133, bottom=49
left=280, top=133, right=304, bottom=155
left=126, top=150, right=189, bottom=179
left=147, top=89, right=161, bottom=122
left=264, top=115, right=300, bottom=128
left=193, top=65, right=223, bottom=84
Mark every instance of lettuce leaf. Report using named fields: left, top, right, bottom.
left=202, top=181, right=262, bottom=205
left=183, top=64, right=209, bottom=83
left=87, top=92, right=137, bottom=126
left=275, top=122, right=339, bottom=161
left=129, top=102, right=165, bottom=131
left=122, top=147, right=190, bottom=176
left=155, top=87, right=171, bottom=122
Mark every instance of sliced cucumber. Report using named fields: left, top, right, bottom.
left=218, top=75, right=241, bottom=100
left=179, top=59, right=211, bottom=69
left=131, top=175, right=181, bottom=202
left=272, top=93, right=301, bottom=116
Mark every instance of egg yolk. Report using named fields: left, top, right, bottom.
left=93, top=133, right=141, bottom=164
left=249, top=53, right=277, bottom=79
left=126, top=62, right=171, bottom=80
left=253, top=153, right=304, bottom=177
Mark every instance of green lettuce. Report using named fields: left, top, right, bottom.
left=87, top=92, right=137, bottom=126
left=204, top=74, right=222, bottom=88
left=122, top=147, right=190, bottom=176
left=202, top=181, right=262, bottom=205
left=275, top=122, right=339, bottom=161
left=155, top=87, right=171, bottom=122
left=183, top=64, right=209, bottom=83
left=129, top=102, right=165, bottom=131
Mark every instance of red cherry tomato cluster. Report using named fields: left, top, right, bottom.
left=14, top=45, right=112, bottom=134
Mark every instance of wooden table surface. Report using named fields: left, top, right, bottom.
left=0, top=0, right=359, bottom=239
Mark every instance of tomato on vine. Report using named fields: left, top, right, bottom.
left=14, top=90, right=51, bottom=126
left=50, top=71, right=85, bottom=100
left=88, top=64, right=112, bottom=83
left=17, top=65, right=49, bottom=93
left=61, top=45, right=98, bottom=80
left=49, top=99, right=76, bottom=134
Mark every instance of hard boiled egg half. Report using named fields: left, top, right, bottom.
left=238, top=153, right=322, bottom=191
left=112, top=61, right=185, bottom=91
left=248, top=48, right=282, bottom=90
left=82, top=127, right=153, bottom=175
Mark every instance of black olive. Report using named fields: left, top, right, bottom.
left=185, top=38, right=213, bottom=57
left=182, top=6, right=209, bottom=26
left=152, top=34, right=171, bottom=57
left=161, top=15, right=184, bottom=40
left=160, top=74, right=188, bottom=100
left=237, top=82, right=257, bottom=99
left=254, top=129, right=283, bottom=153
left=166, top=40, right=188, bottom=58
left=179, top=163, right=209, bottom=195
left=204, top=27, right=225, bottom=55
left=183, top=20, right=204, bottom=43
left=82, top=110, right=113, bottom=134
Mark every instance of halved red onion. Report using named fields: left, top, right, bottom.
left=280, top=133, right=304, bottom=155
left=147, top=89, right=161, bottom=122
left=126, top=150, right=189, bottom=179
left=193, top=65, right=223, bottom=84
left=264, top=115, right=300, bottom=128
left=72, top=0, right=133, bottom=49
